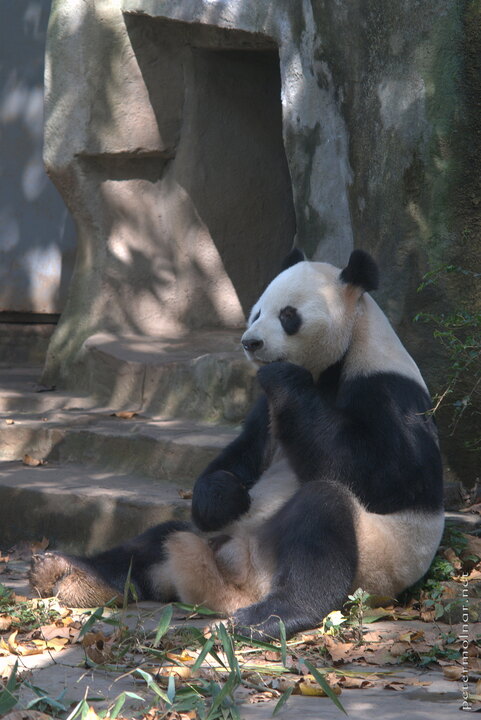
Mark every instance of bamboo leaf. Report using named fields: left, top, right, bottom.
left=153, top=604, right=173, bottom=647
left=217, top=623, right=240, bottom=680
left=278, top=620, right=287, bottom=667
left=192, top=636, right=215, bottom=671
left=174, top=601, right=219, bottom=616
left=303, top=660, right=347, bottom=715
left=273, top=685, right=294, bottom=716
left=232, top=633, right=281, bottom=652
left=135, top=668, right=172, bottom=704
left=167, top=674, right=176, bottom=704
left=0, top=661, right=18, bottom=715
left=78, top=606, right=105, bottom=638
left=207, top=672, right=238, bottom=719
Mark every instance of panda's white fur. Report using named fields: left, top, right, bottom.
left=29, top=251, right=444, bottom=639
left=245, top=261, right=426, bottom=388
left=246, top=262, right=356, bottom=378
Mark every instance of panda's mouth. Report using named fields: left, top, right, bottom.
left=242, top=346, right=284, bottom=366
left=250, top=356, right=284, bottom=366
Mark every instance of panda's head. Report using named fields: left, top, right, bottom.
left=241, top=250, right=379, bottom=379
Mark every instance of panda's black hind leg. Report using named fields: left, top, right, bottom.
left=233, top=481, right=358, bottom=640
left=29, top=520, right=190, bottom=607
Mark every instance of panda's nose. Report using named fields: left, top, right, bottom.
left=242, top=338, right=264, bottom=353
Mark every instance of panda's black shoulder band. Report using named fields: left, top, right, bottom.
left=340, top=249, right=379, bottom=292
left=281, top=247, right=305, bottom=272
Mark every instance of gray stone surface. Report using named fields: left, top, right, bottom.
left=0, top=462, right=192, bottom=552
left=0, top=0, right=76, bottom=314
left=0, top=353, right=245, bottom=553
left=81, top=330, right=257, bottom=422
left=0, top=324, right=56, bottom=366
left=0, top=413, right=236, bottom=482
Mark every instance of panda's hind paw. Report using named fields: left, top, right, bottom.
left=29, top=552, right=72, bottom=598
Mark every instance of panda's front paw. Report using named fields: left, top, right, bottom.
left=257, top=361, right=313, bottom=397
left=192, top=470, right=251, bottom=532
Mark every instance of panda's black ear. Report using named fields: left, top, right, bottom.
left=340, top=250, right=379, bottom=292
left=281, top=247, right=305, bottom=272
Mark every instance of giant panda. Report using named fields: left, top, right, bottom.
left=29, top=249, right=444, bottom=640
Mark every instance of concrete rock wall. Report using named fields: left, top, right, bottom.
left=43, top=0, right=480, bottom=483
left=0, top=0, right=76, bottom=314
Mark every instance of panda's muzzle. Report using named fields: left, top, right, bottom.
left=242, top=338, right=264, bottom=353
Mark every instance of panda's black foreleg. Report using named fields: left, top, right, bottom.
left=257, top=361, right=345, bottom=484
left=232, top=481, right=357, bottom=640
left=192, top=394, right=272, bottom=531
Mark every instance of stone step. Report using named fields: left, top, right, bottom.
left=0, top=367, right=94, bottom=414
left=0, top=461, right=192, bottom=553
left=0, top=411, right=237, bottom=483
left=73, top=330, right=257, bottom=423
left=0, top=322, right=55, bottom=366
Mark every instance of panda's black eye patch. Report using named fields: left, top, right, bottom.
left=279, top=306, right=302, bottom=335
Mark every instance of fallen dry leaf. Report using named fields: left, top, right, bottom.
left=296, top=676, right=342, bottom=697
left=110, top=411, right=138, bottom=419
left=0, top=614, right=13, bottom=632
left=2, top=711, right=54, bottom=720
left=30, top=537, right=49, bottom=553
left=444, top=547, right=463, bottom=571
left=7, top=630, right=44, bottom=657
left=82, top=630, right=116, bottom=665
left=336, top=675, right=374, bottom=689
left=166, top=650, right=196, bottom=663
left=398, top=630, right=425, bottom=643
left=264, top=650, right=282, bottom=662
left=468, top=642, right=480, bottom=658
left=366, top=648, right=402, bottom=666
left=462, top=533, right=481, bottom=561
left=32, top=636, right=70, bottom=652
left=83, top=709, right=102, bottom=720
left=178, top=489, right=193, bottom=500
left=22, top=454, right=47, bottom=467
left=387, top=641, right=410, bottom=657
left=159, top=664, right=193, bottom=679
left=443, top=666, right=463, bottom=680
left=463, top=502, right=481, bottom=514
left=85, top=641, right=114, bottom=665
left=362, top=630, right=385, bottom=643
left=248, top=691, right=276, bottom=704
left=5, top=419, right=14, bottom=425
left=384, top=681, right=407, bottom=691
left=29, top=622, right=74, bottom=642
left=323, top=636, right=356, bottom=663
left=419, top=606, right=436, bottom=622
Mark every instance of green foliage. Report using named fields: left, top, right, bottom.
left=443, top=523, right=469, bottom=555
left=0, top=661, right=19, bottom=715
left=398, top=642, right=459, bottom=667
left=0, top=583, right=60, bottom=630
left=416, top=264, right=481, bottom=450
left=343, top=588, right=372, bottom=640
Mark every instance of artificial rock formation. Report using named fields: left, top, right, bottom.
left=43, top=0, right=480, bottom=481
